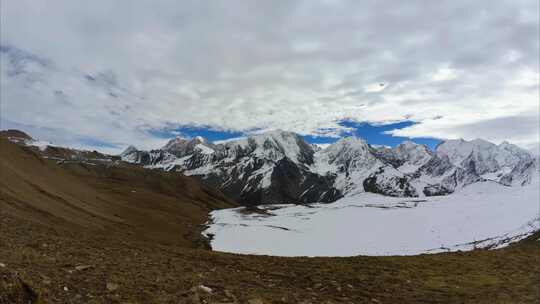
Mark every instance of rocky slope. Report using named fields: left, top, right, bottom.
left=120, top=130, right=537, bottom=204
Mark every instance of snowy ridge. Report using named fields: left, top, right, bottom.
left=219, top=130, right=313, bottom=164
left=436, top=139, right=536, bottom=186
left=120, top=131, right=536, bottom=205
left=120, top=130, right=339, bottom=205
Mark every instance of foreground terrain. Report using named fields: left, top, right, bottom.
left=1, top=133, right=540, bottom=303
left=2, top=212, right=540, bottom=304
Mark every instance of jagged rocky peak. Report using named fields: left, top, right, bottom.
left=162, top=135, right=189, bottom=151
left=322, top=136, right=372, bottom=163
left=118, top=130, right=536, bottom=204
left=436, top=138, right=536, bottom=185
left=224, top=130, right=315, bottom=164
left=118, top=145, right=139, bottom=162
left=497, top=141, right=534, bottom=162
left=391, top=141, right=434, bottom=173
left=314, top=136, right=412, bottom=197
left=394, top=141, right=433, bottom=158
left=162, top=135, right=214, bottom=157
left=395, top=140, right=429, bottom=152
left=436, top=138, right=498, bottom=166
left=120, top=145, right=138, bottom=156
left=437, top=138, right=532, bottom=167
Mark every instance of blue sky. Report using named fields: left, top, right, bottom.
left=154, top=120, right=441, bottom=150
left=334, top=121, right=441, bottom=149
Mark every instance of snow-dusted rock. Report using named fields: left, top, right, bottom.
left=120, top=132, right=535, bottom=204
left=363, top=166, right=418, bottom=197
left=392, top=141, right=434, bottom=173
left=162, top=135, right=215, bottom=157
left=313, top=137, right=417, bottom=197
left=121, top=130, right=341, bottom=205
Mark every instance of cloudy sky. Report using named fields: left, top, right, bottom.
left=1, top=0, right=539, bottom=153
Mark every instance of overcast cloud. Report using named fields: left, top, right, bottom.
left=1, top=0, right=539, bottom=152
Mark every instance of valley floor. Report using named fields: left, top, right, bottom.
left=205, top=181, right=540, bottom=257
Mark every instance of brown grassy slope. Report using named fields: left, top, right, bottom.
left=1, top=137, right=539, bottom=303
left=0, top=138, right=235, bottom=248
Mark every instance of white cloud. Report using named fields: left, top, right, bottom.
left=431, top=66, right=458, bottom=82
left=364, top=83, right=387, bottom=93
left=1, top=0, right=538, bottom=152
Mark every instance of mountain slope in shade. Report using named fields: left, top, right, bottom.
left=120, top=131, right=537, bottom=204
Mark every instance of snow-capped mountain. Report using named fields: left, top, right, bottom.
left=312, top=137, right=417, bottom=197
left=436, top=139, right=537, bottom=186
left=122, top=131, right=340, bottom=205
left=162, top=135, right=215, bottom=157
left=120, top=131, right=537, bottom=205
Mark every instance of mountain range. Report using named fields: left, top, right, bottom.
left=1, top=128, right=539, bottom=302
left=120, top=130, right=538, bottom=205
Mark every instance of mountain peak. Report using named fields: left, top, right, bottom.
left=193, top=136, right=206, bottom=143
left=398, top=140, right=421, bottom=148
left=323, top=136, right=371, bottom=162
left=336, top=136, right=368, bottom=145
left=227, top=130, right=313, bottom=164
left=249, top=129, right=298, bottom=139
left=121, top=145, right=138, bottom=156
left=470, top=138, right=495, bottom=147
left=161, top=135, right=212, bottom=157
left=162, top=136, right=189, bottom=149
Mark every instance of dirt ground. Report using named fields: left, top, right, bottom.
left=1, top=135, right=539, bottom=303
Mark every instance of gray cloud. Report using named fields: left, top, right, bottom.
left=1, top=0, right=538, bottom=152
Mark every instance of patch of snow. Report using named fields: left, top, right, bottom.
left=19, top=139, right=55, bottom=151
left=314, top=143, right=331, bottom=150
left=195, top=143, right=214, bottom=154
left=204, top=181, right=540, bottom=257
left=397, top=163, right=421, bottom=174
left=213, top=136, right=247, bottom=144
left=31, top=140, right=53, bottom=151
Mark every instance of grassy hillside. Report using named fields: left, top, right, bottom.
left=0, top=138, right=235, bottom=248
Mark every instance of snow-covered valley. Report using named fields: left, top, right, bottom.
left=204, top=181, right=540, bottom=257
left=115, top=130, right=540, bottom=257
